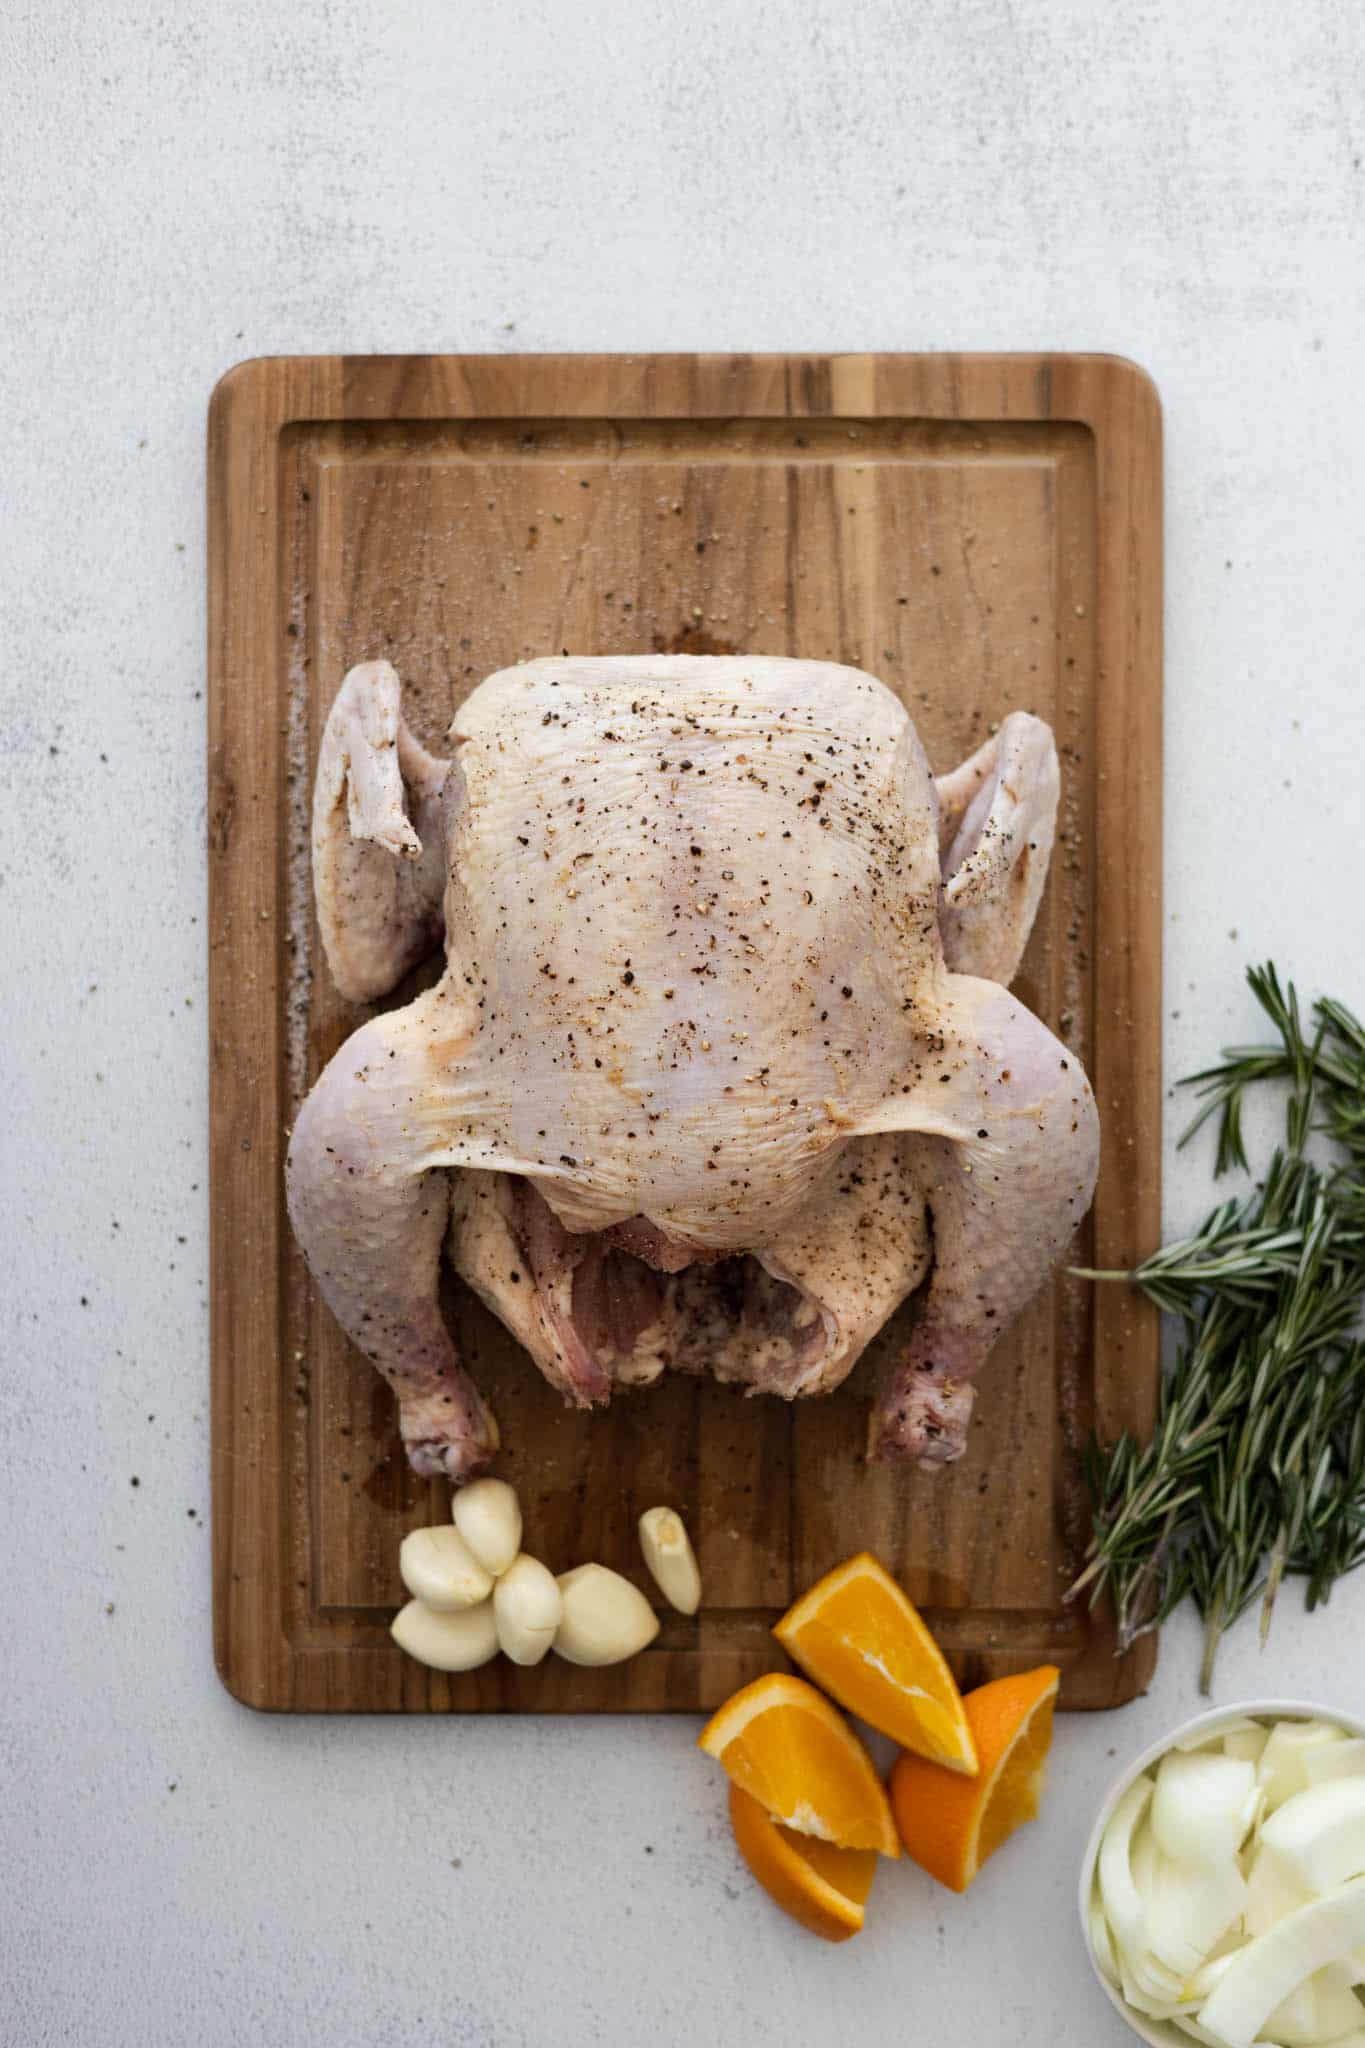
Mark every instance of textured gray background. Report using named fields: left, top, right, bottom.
left=4, top=3, right=1365, bottom=2043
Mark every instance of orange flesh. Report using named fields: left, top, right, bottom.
left=890, top=1666, right=1059, bottom=1891
left=728, top=1784, right=877, bottom=1942
left=774, top=1551, right=978, bottom=1774
left=700, top=1672, right=900, bottom=1857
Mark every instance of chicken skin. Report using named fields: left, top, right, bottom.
left=286, top=655, right=1098, bottom=1485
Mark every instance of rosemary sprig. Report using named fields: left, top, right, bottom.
left=1070, top=964, right=1365, bottom=1690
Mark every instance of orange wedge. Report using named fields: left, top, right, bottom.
left=728, top=1784, right=877, bottom=1942
left=698, top=1672, right=900, bottom=1857
left=889, top=1664, right=1060, bottom=1891
left=773, top=1551, right=978, bottom=1775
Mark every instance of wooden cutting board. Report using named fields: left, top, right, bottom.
left=209, top=353, right=1162, bottom=1713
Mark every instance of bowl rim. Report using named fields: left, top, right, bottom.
left=1076, top=1695, right=1365, bottom=2048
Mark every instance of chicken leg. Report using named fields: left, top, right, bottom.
left=858, top=974, right=1098, bottom=1462
left=285, top=987, right=501, bottom=1482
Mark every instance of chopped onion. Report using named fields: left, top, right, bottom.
left=1127, top=1944, right=1189, bottom=2006
left=1089, top=1881, right=1120, bottom=1988
left=1263, top=1968, right=1365, bottom=2047
left=1172, top=2020, right=1229, bottom=2046
left=1174, top=1718, right=1265, bottom=1754
left=1245, top=1843, right=1314, bottom=1935
left=1322, top=1945, right=1365, bottom=1989
left=1260, top=1780, right=1365, bottom=1894
left=1090, top=1717, right=1365, bottom=2047
left=1185, top=1950, right=1240, bottom=2000
left=1197, top=1875, right=1365, bottom=2048
left=1153, top=1749, right=1258, bottom=1866
left=1145, top=1851, right=1248, bottom=1976
left=1132, top=1815, right=1160, bottom=1907
left=1304, top=1739, right=1365, bottom=1789
left=1118, top=1821, right=1189, bottom=2003
left=1116, top=1953, right=1198, bottom=2021
left=1257, top=1721, right=1349, bottom=1814
left=1224, top=1726, right=1271, bottom=1767
left=1099, top=1774, right=1155, bottom=1957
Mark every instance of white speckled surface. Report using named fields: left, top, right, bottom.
left=4, top=3, right=1365, bottom=2042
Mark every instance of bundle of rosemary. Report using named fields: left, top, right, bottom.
left=1070, top=964, right=1365, bottom=1690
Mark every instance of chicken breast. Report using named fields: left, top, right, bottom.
left=286, top=655, right=1098, bottom=1483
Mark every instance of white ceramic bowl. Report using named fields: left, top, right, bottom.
left=1077, top=1696, right=1365, bottom=2047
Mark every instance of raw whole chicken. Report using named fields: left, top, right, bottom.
left=287, top=655, right=1098, bottom=1486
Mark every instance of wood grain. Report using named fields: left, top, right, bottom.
left=208, top=354, right=1163, bottom=1713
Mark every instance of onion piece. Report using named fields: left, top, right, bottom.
left=1260, top=1780, right=1365, bottom=1894
left=1304, top=1739, right=1365, bottom=1788
left=1264, top=1968, right=1365, bottom=2047
left=1124, top=1941, right=1189, bottom=2006
left=1116, top=1954, right=1200, bottom=2022
left=1185, top=1950, right=1240, bottom=2001
left=1242, top=1786, right=1266, bottom=1845
left=1322, top=1946, right=1365, bottom=1989
left=1100, top=1775, right=1155, bottom=1958
left=1257, top=1721, right=1350, bottom=1813
left=1145, top=1851, right=1249, bottom=1977
left=1245, top=1844, right=1314, bottom=1935
left=1224, top=1726, right=1271, bottom=1767
left=1114, top=1820, right=1188, bottom=2004
left=1243, top=1843, right=1365, bottom=1992
left=1089, top=1881, right=1121, bottom=1987
left=1153, top=1750, right=1258, bottom=1867
left=1132, top=1816, right=1160, bottom=1906
left=1197, top=1875, right=1365, bottom=2048
left=1174, top=1718, right=1265, bottom=1755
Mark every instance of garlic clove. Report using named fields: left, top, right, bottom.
left=390, top=1598, right=498, bottom=1672
left=451, top=1477, right=522, bottom=1578
left=638, top=1506, right=702, bottom=1616
left=553, top=1563, right=660, bottom=1666
left=493, top=1554, right=563, bottom=1667
left=399, top=1524, right=493, bottom=1611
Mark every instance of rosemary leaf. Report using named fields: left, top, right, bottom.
left=1070, top=965, right=1365, bottom=1689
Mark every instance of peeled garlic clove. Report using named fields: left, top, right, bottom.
left=390, top=1598, right=498, bottom=1672
left=451, top=1477, right=522, bottom=1577
left=638, top=1506, right=701, bottom=1616
left=493, top=1554, right=562, bottom=1667
left=553, top=1564, right=660, bottom=1667
left=399, top=1524, right=493, bottom=1611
